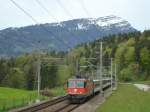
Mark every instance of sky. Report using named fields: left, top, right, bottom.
left=0, top=0, right=150, bottom=31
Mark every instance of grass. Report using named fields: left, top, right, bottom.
left=0, top=87, right=47, bottom=112
left=97, top=84, right=150, bottom=112
left=0, top=86, right=66, bottom=112
left=49, top=86, right=66, bottom=96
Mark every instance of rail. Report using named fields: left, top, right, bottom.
left=11, top=95, right=68, bottom=112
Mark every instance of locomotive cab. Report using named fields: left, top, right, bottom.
left=67, top=79, right=86, bottom=94
left=66, top=79, right=94, bottom=103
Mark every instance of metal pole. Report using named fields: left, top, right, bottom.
left=37, top=58, right=41, bottom=99
left=114, top=63, right=117, bottom=89
left=100, top=42, right=103, bottom=93
left=76, top=59, right=79, bottom=77
left=92, top=71, right=93, bottom=79
left=111, top=58, right=113, bottom=90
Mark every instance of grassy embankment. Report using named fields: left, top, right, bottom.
left=97, top=83, right=150, bottom=112
left=49, top=86, right=66, bottom=96
left=0, top=86, right=65, bottom=112
left=0, top=87, right=47, bottom=112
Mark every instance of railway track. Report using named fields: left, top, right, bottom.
left=55, top=104, right=80, bottom=112
left=38, top=102, right=80, bottom=112
left=11, top=95, right=80, bottom=112
left=11, top=95, right=70, bottom=112
left=11, top=85, right=111, bottom=112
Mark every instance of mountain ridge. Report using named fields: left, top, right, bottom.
left=0, top=15, right=137, bottom=57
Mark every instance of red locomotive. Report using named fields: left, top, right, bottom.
left=65, top=77, right=111, bottom=103
left=65, top=78, right=99, bottom=103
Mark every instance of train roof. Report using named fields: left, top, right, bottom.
left=102, top=78, right=111, bottom=80
left=93, top=79, right=100, bottom=81
left=68, top=78, right=87, bottom=81
left=68, top=78, right=100, bottom=81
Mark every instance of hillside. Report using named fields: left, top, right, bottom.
left=70, top=30, right=150, bottom=81
left=0, top=15, right=136, bottom=57
left=0, top=31, right=150, bottom=91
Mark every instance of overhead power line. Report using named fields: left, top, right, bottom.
left=35, top=0, right=79, bottom=45
left=56, top=0, right=73, bottom=18
left=78, top=0, right=91, bottom=17
left=9, top=0, right=72, bottom=49
left=10, top=0, right=38, bottom=24
left=35, top=0, right=58, bottom=21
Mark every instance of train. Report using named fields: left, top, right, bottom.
left=65, top=77, right=111, bottom=103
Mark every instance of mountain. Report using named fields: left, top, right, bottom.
left=0, top=15, right=137, bottom=57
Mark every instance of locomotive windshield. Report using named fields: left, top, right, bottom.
left=68, top=81, right=75, bottom=88
left=68, top=80, right=85, bottom=88
left=76, top=81, right=84, bottom=88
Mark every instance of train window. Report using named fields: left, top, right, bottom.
left=76, top=81, right=84, bottom=88
left=68, top=81, right=75, bottom=88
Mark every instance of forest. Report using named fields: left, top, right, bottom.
left=73, top=30, right=150, bottom=81
left=0, top=30, right=150, bottom=90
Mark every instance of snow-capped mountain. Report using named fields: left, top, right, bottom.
left=96, top=15, right=129, bottom=26
left=0, top=15, right=136, bottom=57
left=51, top=15, right=133, bottom=30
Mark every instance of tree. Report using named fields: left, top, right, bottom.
left=140, top=47, right=150, bottom=78
left=124, top=46, right=135, bottom=65
left=120, top=67, right=132, bottom=81
left=2, top=67, right=27, bottom=88
left=142, top=30, right=150, bottom=38
left=0, top=59, right=9, bottom=84
left=41, top=62, right=58, bottom=89
left=119, top=64, right=137, bottom=82
left=114, top=44, right=125, bottom=69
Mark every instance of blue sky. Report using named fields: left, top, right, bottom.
left=0, top=0, right=150, bottom=31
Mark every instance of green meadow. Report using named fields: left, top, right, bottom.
left=97, top=84, right=150, bottom=112
left=0, top=87, right=46, bottom=112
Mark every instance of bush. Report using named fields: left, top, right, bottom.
left=120, top=67, right=132, bottom=82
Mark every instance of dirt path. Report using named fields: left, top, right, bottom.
left=134, top=84, right=150, bottom=91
